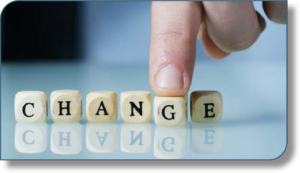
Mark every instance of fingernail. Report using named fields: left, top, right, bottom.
left=155, top=65, right=183, bottom=89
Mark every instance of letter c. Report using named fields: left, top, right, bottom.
left=22, top=103, right=34, bottom=117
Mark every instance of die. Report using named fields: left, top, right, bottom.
left=154, top=96, right=187, bottom=127
left=190, top=91, right=223, bottom=123
left=50, top=90, right=82, bottom=123
left=86, top=91, right=118, bottom=123
left=14, top=91, right=47, bottom=123
left=121, top=91, right=151, bottom=123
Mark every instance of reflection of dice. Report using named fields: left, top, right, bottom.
left=154, top=127, right=187, bottom=159
left=15, top=123, right=47, bottom=153
left=15, top=91, right=47, bottom=123
left=51, top=90, right=82, bottom=123
left=154, top=96, right=186, bottom=127
left=190, top=91, right=223, bottom=123
left=51, top=123, right=82, bottom=155
left=121, top=91, right=151, bottom=123
left=121, top=123, right=152, bottom=153
left=86, top=123, right=118, bottom=153
left=190, top=123, right=223, bottom=154
left=86, top=91, right=118, bottom=123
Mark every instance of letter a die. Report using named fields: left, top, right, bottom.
left=190, top=91, right=223, bottom=123
left=121, top=91, right=151, bottom=123
left=86, top=91, right=117, bottom=123
left=51, top=90, right=82, bottom=123
left=154, top=97, right=186, bottom=127
left=15, top=91, right=47, bottom=123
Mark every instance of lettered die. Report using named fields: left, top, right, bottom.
left=121, top=91, right=151, bottom=123
left=190, top=91, right=223, bottom=123
left=51, top=90, right=82, bottom=123
left=154, top=96, right=187, bottom=127
left=15, top=91, right=47, bottom=123
left=86, top=91, right=118, bottom=123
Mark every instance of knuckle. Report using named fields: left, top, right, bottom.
left=157, top=29, right=194, bottom=45
left=217, top=29, right=259, bottom=52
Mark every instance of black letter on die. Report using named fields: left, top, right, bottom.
left=22, top=103, right=34, bottom=117
left=58, top=101, right=71, bottom=116
left=95, top=101, right=109, bottom=116
left=204, top=103, right=215, bottom=118
left=162, top=105, right=175, bottom=120
left=130, top=102, right=143, bottom=116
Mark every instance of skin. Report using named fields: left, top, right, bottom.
left=149, top=1, right=286, bottom=97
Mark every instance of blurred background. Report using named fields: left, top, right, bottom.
left=1, top=1, right=286, bottom=64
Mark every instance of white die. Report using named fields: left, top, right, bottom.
left=51, top=90, right=82, bottom=123
left=154, top=96, right=187, bottom=127
left=15, top=91, right=47, bottom=123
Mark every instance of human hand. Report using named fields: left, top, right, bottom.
left=149, top=1, right=286, bottom=96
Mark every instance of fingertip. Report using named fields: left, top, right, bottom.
left=202, top=1, right=262, bottom=52
left=202, top=29, right=230, bottom=59
left=263, top=1, right=286, bottom=24
left=150, top=63, right=192, bottom=97
left=256, top=11, right=266, bottom=32
left=151, top=83, right=190, bottom=97
left=150, top=1, right=200, bottom=97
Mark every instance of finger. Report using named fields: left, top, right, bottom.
left=198, top=11, right=265, bottom=60
left=257, top=11, right=266, bottom=32
left=202, top=1, right=262, bottom=52
left=263, top=1, right=286, bottom=24
left=198, top=22, right=230, bottom=59
left=150, top=1, right=201, bottom=96
left=198, top=11, right=265, bottom=59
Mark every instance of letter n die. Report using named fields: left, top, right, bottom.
left=51, top=90, right=82, bottom=123
left=190, top=91, right=223, bottom=123
left=15, top=91, right=47, bottom=123
left=154, top=97, right=186, bottom=127
left=121, top=91, right=151, bottom=123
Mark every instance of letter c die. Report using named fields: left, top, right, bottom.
left=14, top=91, right=47, bottom=123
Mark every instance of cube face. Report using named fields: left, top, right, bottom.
left=154, top=97, right=186, bottom=127
left=51, top=90, right=82, bottom=123
left=14, top=91, right=47, bottom=123
left=121, top=91, right=151, bottom=123
left=86, top=91, right=117, bottom=123
left=191, top=91, right=223, bottom=123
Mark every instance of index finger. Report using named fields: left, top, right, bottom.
left=149, top=1, right=202, bottom=97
